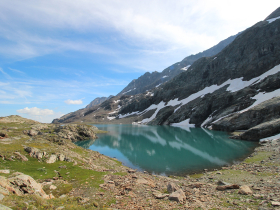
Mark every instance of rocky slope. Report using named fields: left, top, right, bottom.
left=52, top=8, right=280, bottom=142
left=1, top=115, right=280, bottom=209
left=111, top=7, right=280, bottom=141
left=85, top=96, right=113, bottom=109
left=52, top=96, right=113, bottom=124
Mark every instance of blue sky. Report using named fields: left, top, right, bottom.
left=0, top=0, right=279, bottom=123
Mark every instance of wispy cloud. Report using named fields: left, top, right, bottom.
left=17, top=107, right=54, bottom=116
left=16, top=107, right=64, bottom=123
left=0, top=0, right=278, bottom=68
left=0, top=67, right=12, bottom=79
left=64, top=99, right=83, bottom=105
left=0, top=66, right=128, bottom=105
left=8, top=68, right=25, bottom=74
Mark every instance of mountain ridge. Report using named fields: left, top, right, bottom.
left=53, top=7, right=280, bottom=141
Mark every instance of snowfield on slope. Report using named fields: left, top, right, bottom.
left=118, top=64, right=280, bottom=126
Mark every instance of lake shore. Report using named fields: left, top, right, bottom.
left=0, top=115, right=280, bottom=209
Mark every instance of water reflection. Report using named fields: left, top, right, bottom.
left=76, top=124, right=258, bottom=176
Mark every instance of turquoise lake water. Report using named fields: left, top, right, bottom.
left=76, top=124, right=258, bottom=176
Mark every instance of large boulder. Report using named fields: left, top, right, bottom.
left=168, top=189, right=186, bottom=203
left=239, top=118, right=280, bottom=141
left=212, top=96, right=280, bottom=132
left=8, top=174, right=52, bottom=199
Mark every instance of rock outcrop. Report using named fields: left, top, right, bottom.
left=56, top=124, right=98, bottom=142
left=0, top=173, right=53, bottom=199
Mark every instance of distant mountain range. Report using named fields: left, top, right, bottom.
left=86, top=96, right=113, bottom=109
left=53, top=7, right=280, bottom=141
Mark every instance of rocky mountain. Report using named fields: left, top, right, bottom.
left=117, top=33, right=238, bottom=96
left=86, top=95, right=113, bottom=109
left=53, top=7, right=280, bottom=141
left=113, top=7, right=280, bottom=140
left=52, top=96, right=113, bottom=123
left=53, top=30, right=238, bottom=124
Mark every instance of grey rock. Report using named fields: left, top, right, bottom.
left=46, top=155, right=57, bottom=164
left=14, top=152, right=28, bottom=161
left=239, top=118, right=280, bottom=141
left=238, top=185, right=253, bottom=195
left=57, top=154, right=65, bottom=161
left=168, top=189, right=186, bottom=202
left=167, top=182, right=179, bottom=193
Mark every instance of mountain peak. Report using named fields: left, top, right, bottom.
left=265, top=7, right=280, bottom=20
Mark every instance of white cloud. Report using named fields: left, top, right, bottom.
left=64, top=99, right=83, bottom=105
left=17, top=107, right=54, bottom=116
left=0, top=0, right=279, bottom=66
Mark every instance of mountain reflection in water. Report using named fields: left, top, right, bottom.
left=76, top=124, right=258, bottom=176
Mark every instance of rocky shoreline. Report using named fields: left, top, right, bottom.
left=0, top=115, right=280, bottom=209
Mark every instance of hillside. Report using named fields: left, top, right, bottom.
left=1, top=115, right=280, bottom=209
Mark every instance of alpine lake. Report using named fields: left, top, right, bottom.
left=76, top=124, right=258, bottom=176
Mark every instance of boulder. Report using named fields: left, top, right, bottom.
left=216, top=184, right=239, bottom=191
left=272, top=201, right=280, bottom=206
left=28, top=129, right=39, bottom=136
left=0, top=186, right=9, bottom=195
left=168, top=189, right=186, bottom=202
left=14, top=152, right=28, bottom=161
left=8, top=174, right=50, bottom=199
left=153, top=191, right=169, bottom=199
left=239, top=118, right=280, bottom=141
left=46, top=155, right=57, bottom=164
left=167, top=182, right=179, bottom=193
left=0, top=133, right=8, bottom=139
left=0, top=170, right=10, bottom=174
left=238, top=185, right=253, bottom=195
left=57, top=154, right=65, bottom=161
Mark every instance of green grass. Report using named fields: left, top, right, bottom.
left=189, top=173, right=204, bottom=179
left=244, top=151, right=273, bottom=164
left=0, top=157, right=105, bottom=188
left=113, top=172, right=127, bottom=176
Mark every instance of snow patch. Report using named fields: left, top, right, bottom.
left=171, top=118, right=195, bottom=127
left=213, top=57, right=217, bottom=60
left=114, top=100, right=120, bottom=103
left=267, top=16, right=280, bottom=23
left=181, top=65, right=191, bottom=71
left=156, top=83, right=162, bottom=88
left=107, top=116, right=116, bottom=120
left=118, top=111, right=139, bottom=119
left=122, top=88, right=136, bottom=95
left=260, top=133, right=280, bottom=142
left=162, top=75, right=169, bottom=78
left=121, top=64, right=280, bottom=125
